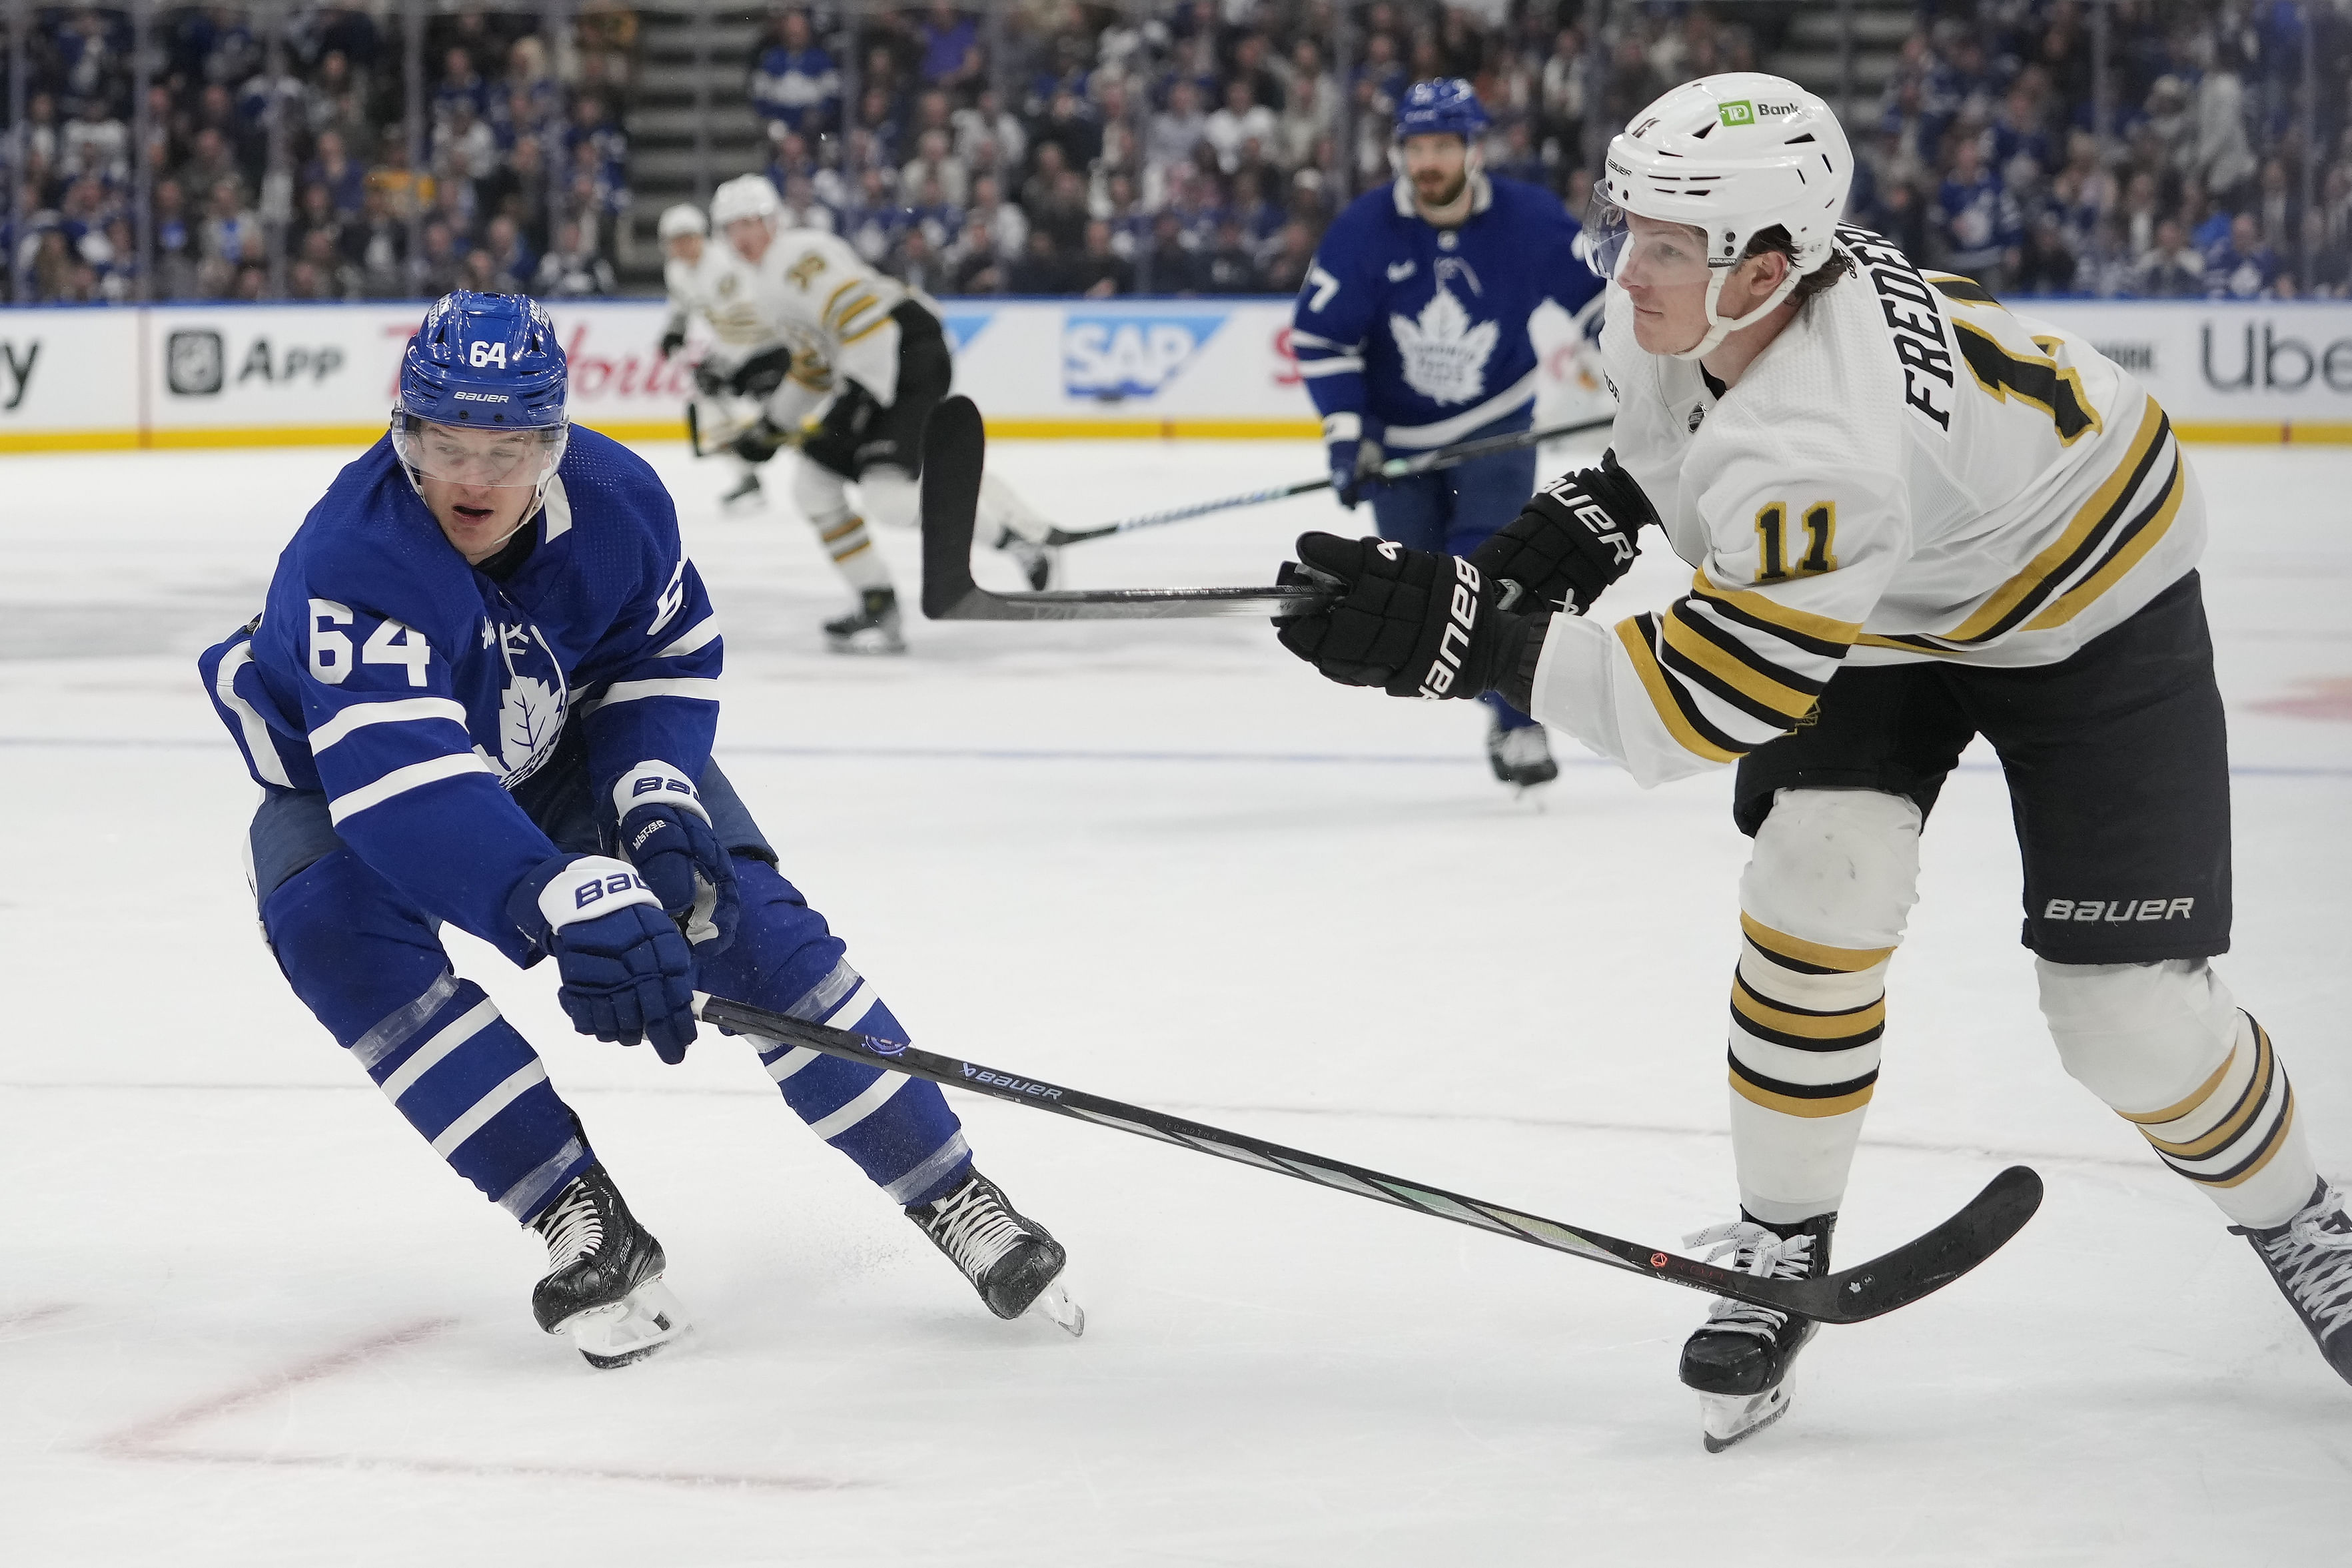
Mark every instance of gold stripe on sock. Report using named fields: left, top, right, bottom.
left=1739, top=913, right=1894, bottom=974
left=1729, top=1069, right=1876, bottom=1120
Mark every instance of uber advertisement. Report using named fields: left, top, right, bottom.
left=0, top=297, right=2343, bottom=451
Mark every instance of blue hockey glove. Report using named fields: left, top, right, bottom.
left=613, top=763, right=740, bottom=956
left=1324, top=414, right=1387, bottom=510
left=510, top=854, right=699, bottom=1064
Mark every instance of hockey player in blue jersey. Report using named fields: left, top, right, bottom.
left=198, top=292, right=1080, bottom=1366
left=1289, top=79, right=1603, bottom=787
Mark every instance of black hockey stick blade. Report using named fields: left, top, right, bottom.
left=695, top=991, right=2041, bottom=1324
left=918, top=395, right=1341, bottom=622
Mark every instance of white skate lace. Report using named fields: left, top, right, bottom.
left=2253, top=1193, right=2352, bottom=1338
left=1685, top=1221, right=1815, bottom=1342
left=538, top=1184, right=605, bottom=1271
left=924, top=1182, right=1027, bottom=1282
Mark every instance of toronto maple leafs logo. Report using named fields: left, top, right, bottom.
left=1391, top=284, right=1498, bottom=406
left=487, top=619, right=567, bottom=786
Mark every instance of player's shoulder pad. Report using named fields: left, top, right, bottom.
left=277, top=438, right=478, bottom=641
left=553, top=425, right=684, bottom=554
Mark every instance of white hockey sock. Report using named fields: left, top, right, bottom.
left=2041, top=959, right=2317, bottom=1229
left=977, top=471, right=1055, bottom=546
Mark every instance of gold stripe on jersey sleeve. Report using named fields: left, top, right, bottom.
left=1660, top=603, right=1822, bottom=723
left=821, top=278, right=862, bottom=324
left=838, top=312, right=891, bottom=346
left=2024, top=452, right=2185, bottom=631
left=1614, top=614, right=1747, bottom=764
left=1740, top=913, right=1894, bottom=973
left=1927, top=396, right=2165, bottom=645
left=1686, top=574, right=1864, bottom=653
left=832, top=294, right=882, bottom=335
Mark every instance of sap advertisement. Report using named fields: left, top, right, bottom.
left=0, top=296, right=2344, bottom=450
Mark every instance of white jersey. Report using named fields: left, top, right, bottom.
left=742, top=227, right=917, bottom=408
left=1531, top=224, right=2201, bottom=787
left=662, top=245, right=778, bottom=372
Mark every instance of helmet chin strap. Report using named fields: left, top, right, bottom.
left=1671, top=264, right=1806, bottom=362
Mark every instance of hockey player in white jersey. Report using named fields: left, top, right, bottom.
left=706, top=173, right=1056, bottom=653
left=1276, top=74, right=2352, bottom=1447
left=654, top=202, right=770, bottom=509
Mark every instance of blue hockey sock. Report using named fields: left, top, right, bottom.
left=264, top=850, right=593, bottom=1223
left=701, top=857, right=972, bottom=1207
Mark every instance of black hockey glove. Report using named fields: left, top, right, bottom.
left=728, top=346, right=795, bottom=401
left=659, top=326, right=686, bottom=360
left=1469, top=451, right=1656, bottom=615
left=692, top=358, right=728, bottom=398
left=1273, top=532, right=1539, bottom=701
left=614, top=765, right=741, bottom=956
left=511, top=855, right=698, bottom=1064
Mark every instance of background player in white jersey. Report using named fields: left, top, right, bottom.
left=706, top=173, right=1055, bottom=654
left=1290, top=79, right=1602, bottom=789
left=1276, top=75, right=2351, bottom=1448
left=654, top=202, right=769, bottom=509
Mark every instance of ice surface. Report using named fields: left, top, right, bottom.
left=3, top=436, right=2349, bottom=1565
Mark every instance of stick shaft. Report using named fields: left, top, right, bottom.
left=1047, top=414, right=1615, bottom=548
left=693, top=992, right=2037, bottom=1322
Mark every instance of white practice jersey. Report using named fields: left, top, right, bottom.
left=663, top=245, right=779, bottom=372
left=742, top=227, right=915, bottom=408
left=1532, top=223, right=2200, bottom=787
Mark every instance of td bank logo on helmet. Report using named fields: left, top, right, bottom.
left=1717, top=99, right=1800, bottom=126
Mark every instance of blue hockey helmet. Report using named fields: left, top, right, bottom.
left=392, top=290, right=570, bottom=498
left=1395, top=79, right=1490, bottom=143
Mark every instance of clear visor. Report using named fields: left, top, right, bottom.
left=1576, top=198, right=1715, bottom=286
left=392, top=414, right=568, bottom=490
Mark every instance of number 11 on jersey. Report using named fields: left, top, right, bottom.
left=1754, top=502, right=1838, bottom=582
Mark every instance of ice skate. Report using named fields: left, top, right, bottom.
left=719, top=469, right=765, bottom=510
left=906, top=1169, right=1084, bottom=1336
left=824, top=588, right=907, bottom=655
left=531, top=1163, right=689, bottom=1369
left=1486, top=719, right=1559, bottom=790
left=2231, top=1180, right=2352, bottom=1386
left=994, top=527, right=1059, bottom=591
left=1678, top=1212, right=1833, bottom=1451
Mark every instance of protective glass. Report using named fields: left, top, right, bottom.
left=392, top=414, right=568, bottom=490
left=1576, top=198, right=1714, bottom=286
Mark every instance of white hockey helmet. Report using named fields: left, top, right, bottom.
left=657, top=202, right=708, bottom=240
left=709, top=173, right=782, bottom=230
left=1584, top=73, right=1854, bottom=360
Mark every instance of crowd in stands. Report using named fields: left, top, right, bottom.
left=4, top=2, right=2348, bottom=304
left=750, top=0, right=2349, bottom=301
left=1, top=3, right=639, bottom=302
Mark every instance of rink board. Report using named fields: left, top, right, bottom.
left=6, top=296, right=2345, bottom=454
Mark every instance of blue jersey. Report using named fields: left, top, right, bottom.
left=199, top=428, right=720, bottom=964
left=1291, top=175, right=1602, bottom=449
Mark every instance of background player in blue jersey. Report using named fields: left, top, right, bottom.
left=198, top=292, right=1080, bottom=1367
left=1290, top=79, right=1604, bottom=788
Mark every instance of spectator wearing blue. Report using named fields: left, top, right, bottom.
left=917, top=5, right=981, bottom=91
left=1288, top=79, right=1603, bottom=789
left=1936, top=135, right=2022, bottom=291
left=752, top=10, right=840, bottom=136
left=2205, top=211, right=2283, bottom=298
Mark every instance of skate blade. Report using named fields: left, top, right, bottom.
left=556, top=1278, right=691, bottom=1370
left=1027, top=1280, right=1085, bottom=1338
left=827, top=635, right=908, bottom=656
left=1698, top=1385, right=1793, bottom=1453
left=719, top=488, right=766, bottom=512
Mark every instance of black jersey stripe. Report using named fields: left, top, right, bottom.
left=1660, top=631, right=1813, bottom=733
left=1684, top=583, right=1858, bottom=662
left=1927, top=272, right=2001, bottom=305
left=1666, top=601, right=1828, bottom=707
left=1616, top=613, right=1752, bottom=763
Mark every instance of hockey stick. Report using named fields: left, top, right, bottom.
left=695, top=990, right=2042, bottom=1325
left=922, top=396, right=1340, bottom=621
left=686, top=396, right=761, bottom=459
left=1038, top=412, right=1617, bottom=550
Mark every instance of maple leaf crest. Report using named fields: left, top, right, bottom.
left=499, top=675, right=563, bottom=777
left=1389, top=285, right=1499, bottom=406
